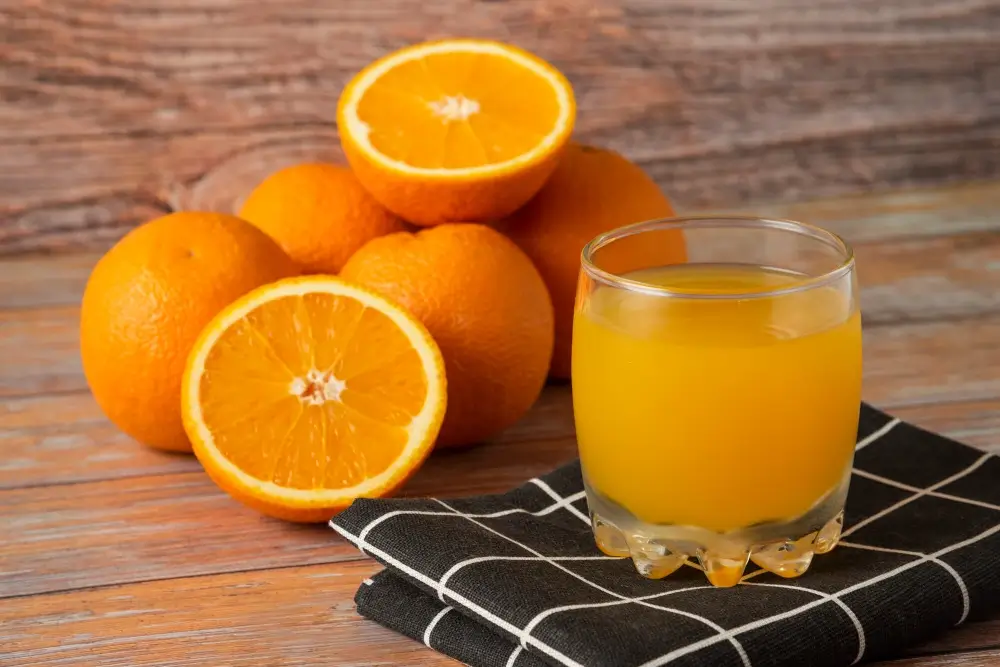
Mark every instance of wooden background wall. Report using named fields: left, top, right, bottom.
left=3, top=0, right=1000, bottom=255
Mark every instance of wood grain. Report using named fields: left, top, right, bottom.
left=0, top=253, right=97, bottom=310
left=3, top=1, right=1000, bottom=254
left=0, top=560, right=454, bottom=667
left=856, top=229, right=1000, bottom=325
left=0, top=307, right=83, bottom=397
left=906, top=618, right=1000, bottom=657
left=4, top=302, right=1000, bottom=491
left=6, top=2, right=1000, bottom=662
left=3, top=218, right=998, bottom=399
left=886, top=652, right=1000, bottom=667
left=0, top=425, right=583, bottom=598
left=0, top=472, right=358, bottom=599
left=716, top=181, right=1000, bottom=245
left=4, top=387, right=999, bottom=600
left=8, top=382, right=1000, bottom=494
left=0, top=557, right=996, bottom=667
left=9, top=296, right=1000, bottom=404
left=5, top=180, right=1000, bottom=311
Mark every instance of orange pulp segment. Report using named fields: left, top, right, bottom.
left=181, top=276, right=446, bottom=522
left=340, top=39, right=574, bottom=174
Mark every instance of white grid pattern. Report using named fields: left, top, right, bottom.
left=438, top=555, right=615, bottom=603
left=330, top=518, right=585, bottom=667
left=356, top=491, right=587, bottom=544
left=843, top=453, right=993, bottom=538
left=840, top=541, right=971, bottom=624
left=336, top=416, right=999, bottom=667
left=433, top=497, right=754, bottom=667
left=423, top=607, right=452, bottom=647
left=854, top=418, right=900, bottom=451
left=637, top=523, right=1000, bottom=667
left=742, top=581, right=866, bottom=665
left=530, top=478, right=592, bottom=524
left=851, top=463, right=1000, bottom=514
left=505, top=645, right=524, bottom=667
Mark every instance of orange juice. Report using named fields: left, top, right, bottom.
left=573, top=264, right=862, bottom=533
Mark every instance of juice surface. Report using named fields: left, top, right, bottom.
left=572, top=264, right=862, bottom=532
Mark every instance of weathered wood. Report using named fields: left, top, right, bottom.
left=3, top=222, right=998, bottom=399
left=0, top=253, right=97, bottom=310
left=7, top=382, right=1000, bottom=495
left=906, top=618, right=1000, bottom=657
left=718, top=181, right=1000, bottom=244
left=0, top=390, right=104, bottom=431
left=0, top=307, right=83, bottom=397
left=892, top=399, right=1000, bottom=455
left=886, top=652, right=1000, bottom=667
left=3, top=311, right=1000, bottom=490
left=907, top=617, right=1000, bottom=666
left=855, top=230, right=1000, bottom=325
left=5, top=181, right=1000, bottom=311
left=4, top=388, right=999, bottom=599
left=862, top=315, right=1000, bottom=407
left=0, top=473, right=360, bottom=598
left=0, top=419, right=200, bottom=489
left=0, top=560, right=457, bottom=667
left=5, top=304, right=1000, bottom=489
left=6, top=1, right=1000, bottom=661
left=0, top=425, right=583, bottom=597
left=7, top=220, right=1000, bottom=324
left=12, top=299, right=1000, bottom=404
left=3, top=1, right=1000, bottom=254
left=0, top=557, right=996, bottom=667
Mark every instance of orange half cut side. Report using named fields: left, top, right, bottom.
left=181, top=276, right=447, bottom=522
left=340, top=39, right=574, bottom=175
left=337, top=39, right=576, bottom=225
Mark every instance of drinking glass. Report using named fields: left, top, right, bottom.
left=573, top=217, right=861, bottom=587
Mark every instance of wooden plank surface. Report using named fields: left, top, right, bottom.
left=4, top=223, right=999, bottom=401
left=4, top=391, right=1000, bottom=601
left=3, top=1, right=1000, bottom=254
left=4, top=0, right=1000, bottom=662
left=2, top=181, right=1000, bottom=665
left=2, top=559, right=998, bottom=667
left=5, top=311, right=1000, bottom=493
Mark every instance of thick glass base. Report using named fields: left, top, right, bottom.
left=584, top=473, right=849, bottom=587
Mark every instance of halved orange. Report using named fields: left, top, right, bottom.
left=181, top=276, right=446, bottom=522
left=337, top=38, right=576, bottom=225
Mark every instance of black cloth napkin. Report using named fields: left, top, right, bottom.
left=330, top=404, right=1000, bottom=667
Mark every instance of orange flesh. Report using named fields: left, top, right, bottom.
left=199, top=293, right=429, bottom=490
left=356, top=51, right=563, bottom=169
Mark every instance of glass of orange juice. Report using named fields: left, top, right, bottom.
left=573, top=217, right=861, bottom=587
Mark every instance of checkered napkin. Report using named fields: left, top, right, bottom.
left=330, top=404, right=1000, bottom=667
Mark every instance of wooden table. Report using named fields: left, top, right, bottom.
left=4, top=2, right=1000, bottom=664
left=2, top=182, right=999, bottom=665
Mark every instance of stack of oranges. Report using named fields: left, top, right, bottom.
left=80, top=39, right=683, bottom=522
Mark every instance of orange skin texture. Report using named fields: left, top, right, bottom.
left=238, top=163, right=407, bottom=274
left=340, top=134, right=567, bottom=226
left=198, top=454, right=421, bottom=523
left=497, top=143, right=682, bottom=378
left=341, top=224, right=554, bottom=448
left=80, top=212, right=299, bottom=452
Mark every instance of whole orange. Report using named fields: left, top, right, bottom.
left=498, top=143, right=684, bottom=378
left=340, top=224, right=554, bottom=448
left=239, top=163, right=406, bottom=273
left=80, top=212, right=299, bottom=452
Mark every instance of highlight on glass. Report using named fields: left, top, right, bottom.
left=572, top=216, right=862, bottom=587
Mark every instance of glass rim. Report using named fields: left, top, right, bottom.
left=580, top=215, right=856, bottom=300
